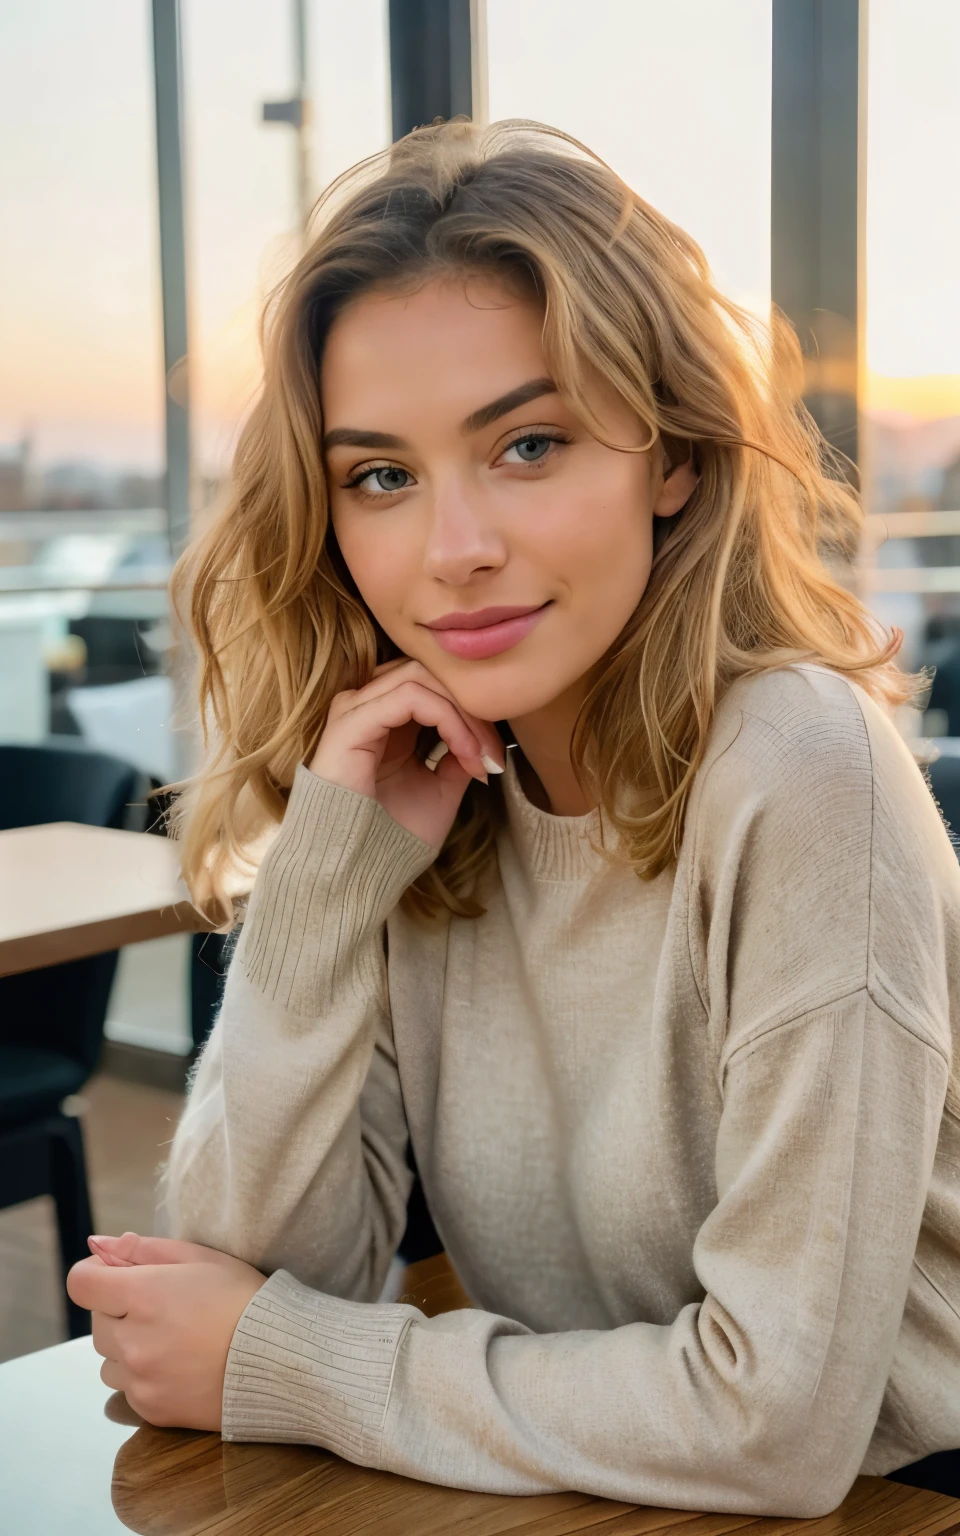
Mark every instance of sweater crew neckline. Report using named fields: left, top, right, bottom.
left=499, top=748, right=609, bottom=881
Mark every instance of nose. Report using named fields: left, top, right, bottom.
left=421, top=475, right=508, bottom=585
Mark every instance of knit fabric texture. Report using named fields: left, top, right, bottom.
left=160, top=665, right=960, bottom=1518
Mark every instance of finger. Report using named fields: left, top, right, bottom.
left=66, top=1255, right=130, bottom=1317
left=92, top=1309, right=125, bottom=1360
left=100, top=1357, right=128, bottom=1393
left=89, top=1235, right=135, bottom=1267
left=325, top=688, right=358, bottom=720
left=424, top=738, right=450, bottom=771
left=397, top=666, right=505, bottom=769
left=350, top=661, right=506, bottom=770
left=87, top=1228, right=205, bottom=1265
left=359, top=657, right=497, bottom=740
left=89, top=1232, right=226, bottom=1267
left=346, top=683, right=488, bottom=781
left=328, top=660, right=431, bottom=718
left=432, top=745, right=473, bottom=789
left=351, top=660, right=506, bottom=755
left=352, top=658, right=457, bottom=710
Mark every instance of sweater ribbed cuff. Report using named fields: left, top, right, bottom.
left=243, top=765, right=438, bottom=1012
left=222, top=1269, right=414, bottom=1464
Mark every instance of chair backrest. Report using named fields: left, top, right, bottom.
left=0, top=953, right=120, bottom=1080
left=0, top=740, right=142, bottom=1077
left=0, top=739, right=141, bottom=832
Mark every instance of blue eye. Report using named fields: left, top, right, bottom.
left=504, top=434, right=552, bottom=464
left=349, top=465, right=413, bottom=495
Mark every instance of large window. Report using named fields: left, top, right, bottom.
left=0, top=0, right=392, bottom=1055
left=184, top=0, right=391, bottom=482
left=0, top=0, right=394, bottom=745
left=861, top=0, right=960, bottom=697
left=0, top=0, right=164, bottom=747
left=486, top=0, right=772, bottom=316
left=0, top=2, right=163, bottom=483
left=3, top=0, right=958, bottom=1061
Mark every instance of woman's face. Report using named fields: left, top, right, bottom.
left=322, top=273, right=693, bottom=724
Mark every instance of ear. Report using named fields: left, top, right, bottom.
left=653, top=451, right=698, bottom=518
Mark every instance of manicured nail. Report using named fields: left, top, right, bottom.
left=425, top=740, right=449, bottom=770
left=481, top=753, right=504, bottom=775
left=89, top=1236, right=133, bottom=1266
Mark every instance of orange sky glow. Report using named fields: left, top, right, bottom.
left=1, top=0, right=957, bottom=477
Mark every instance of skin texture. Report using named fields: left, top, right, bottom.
left=322, top=275, right=695, bottom=817
left=67, top=273, right=698, bottom=1431
left=67, top=1234, right=264, bottom=1430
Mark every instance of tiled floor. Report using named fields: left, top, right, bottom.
left=0, top=1073, right=184, bottom=1364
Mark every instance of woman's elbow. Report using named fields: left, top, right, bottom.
left=730, top=1422, right=863, bottom=1518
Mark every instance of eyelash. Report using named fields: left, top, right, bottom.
left=501, top=428, right=571, bottom=465
left=340, top=428, right=572, bottom=502
left=341, top=463, right=410, bottom=499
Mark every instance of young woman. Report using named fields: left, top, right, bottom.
left=69, top=120, right=960, bottom=1516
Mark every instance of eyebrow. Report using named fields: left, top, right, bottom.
left=460, top=376, right=558, bottom=434
left=321, top=427, right=407, bottom=451
left=321, top=376, right=558, bottom=453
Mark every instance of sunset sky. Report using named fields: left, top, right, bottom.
left=1, top=0, right=958, bottom=477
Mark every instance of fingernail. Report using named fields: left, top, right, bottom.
left=425, top=740, right=449, bottom=770
left=481, top=753, right=504, bottom=775
left=89, top=1235, right=112, bottom=1245
left=474, top=766, right=489, bottom=785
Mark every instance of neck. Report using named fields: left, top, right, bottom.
left=507, top=677, right=597, bottom=817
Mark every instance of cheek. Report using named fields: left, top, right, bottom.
left=533, top=457, right=653, bottom=602
left=332, top=513, right=414, bottom=621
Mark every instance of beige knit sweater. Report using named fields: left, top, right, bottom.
left=159, top=665, right=960, bottom=1518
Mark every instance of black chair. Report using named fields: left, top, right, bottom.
left=887, top=1448, right=960, bottom=1498
left=0, top=740, right=142, bottom=1338
left=397, top=1145, right=443, bottom=1266
left=146, top=784, right=233, bottom=1061
left=68, top=616, right=163, bottom=687
left=190, top=931, right=231, bottom=1053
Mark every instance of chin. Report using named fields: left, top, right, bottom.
left=432, top=660, right=575, bottom=725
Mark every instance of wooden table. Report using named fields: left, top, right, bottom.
left=1, top=1336, right=958, bottom=1536
left=0, top=821, right=212, bottom=977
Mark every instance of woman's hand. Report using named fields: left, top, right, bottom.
left=308, top=656, right=505, bottom=846
left=66, top=1233, right=265, bottom=1432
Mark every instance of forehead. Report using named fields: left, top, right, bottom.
left=320, top=275, right=547, bottom=429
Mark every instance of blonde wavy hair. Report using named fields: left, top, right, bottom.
left=171, top=118, right=914, bottom=928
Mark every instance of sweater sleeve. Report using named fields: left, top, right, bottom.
left=218, top=672, right=956, bottom=1518
left=221, top=993, right=946, bottom=1515
left=158, top=764, right=438, bottom=1301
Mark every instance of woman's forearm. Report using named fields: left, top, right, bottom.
left=158, top=765, right=437, bottom=1300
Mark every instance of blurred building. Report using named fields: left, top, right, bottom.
left=0, top=438, right=37, bottom=513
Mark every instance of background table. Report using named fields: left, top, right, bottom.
left=2, top=1336, right=958, bottom=1536
left=0, top=821, right=212, bottom=977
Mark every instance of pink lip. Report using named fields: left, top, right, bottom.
left=426, top=604, right=545, bottom=631
left=426, top=602, right=553, bottom=660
